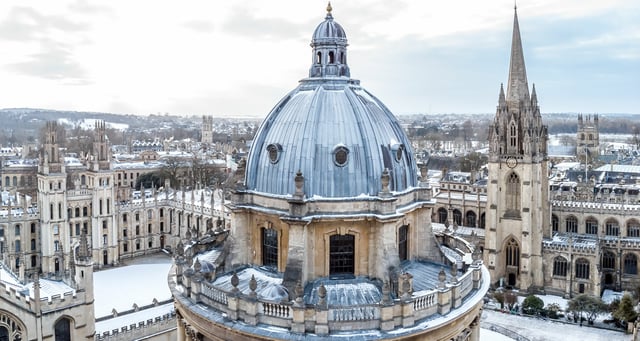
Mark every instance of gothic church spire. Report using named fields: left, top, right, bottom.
left=506, top=6, right=529, bottom=107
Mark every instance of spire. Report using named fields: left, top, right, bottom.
left=506, top=6, right=530, bottom=107
left=499, top=83, right=506, bottom=106
left=531, top=83, right=538, bottom=106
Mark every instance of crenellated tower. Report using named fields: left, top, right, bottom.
left=484, top=7, right=549, bottom=291
left=576, top=114, right=600, bottom=163
left=87, top=120, right=117, bottom=267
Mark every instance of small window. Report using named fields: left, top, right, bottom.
left=395, top=144, right=404, bottom=162
left=333, top=146, right=349, bottom=167
left=266, top=143, right=281, bottom=164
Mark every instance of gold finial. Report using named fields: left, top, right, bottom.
left=327, top=2, right=332, bottom=14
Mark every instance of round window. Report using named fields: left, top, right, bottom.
left=334, top=146, right=349, bottom=167
left=266, top=144, right=281, bottom=164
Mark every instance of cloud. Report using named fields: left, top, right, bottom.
left=0, top=6, right=89, bottom=42
left=7, top=39, right=89, bottom=84
left=222, top=6, right=311, bottom=40
left=67, top=0, right=114, bottom=16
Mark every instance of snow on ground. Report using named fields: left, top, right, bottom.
left=93, top=253, right=173, bottom=318
left=517, top=293, right=569, bottom=310
left=95, top=302, right=174, bottom=334
left=480, top=328, right=513, bottom=341
left=482, top=309, right=630, bottom=341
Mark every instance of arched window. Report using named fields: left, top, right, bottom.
left=601, top=251, right=616, bottom=270
left=552, top=214, right=559, bottom=232
left=329, top=234, right=355, bottom=275
left=14, top=240, right=20, bottom=252
left=437, top=207, right=447, bottom=224
left=509, top=122, right=517, bottom=147
left=54, top=317, right=72, bottom=341
left=262, top=228, right=278, bottom=269
left=505, top=238, right=520, bottom=271
left=328, top=51, right=335, bottom=64
left=452, top=209, right=462, bottom=226
left=398, top=225, right=408, bottom=262
left=627, top=220, right=640, bottom=238
left=506, top=172, right=521, bottom=215
left=605, top=219, right=619, bottom=236
left=565, top=216, right=578, bottom=233
left=553, top=256, right=568, bottom=277
left=575, top=258, right=590, bottom=279
left=624, top=253, right=638, bottom=275
left=466, top=211, right=477, bottom=227
left=14, top=225, right=20, bottom=236
left=479, top=212, right=486, bottom=229
left=585, top=217, right=598, bottom=235
left=31, top=239, right=36, bottom=251
left=54, top=258, right=60, bottom=272
left=316, top=52, right=322, bottom=64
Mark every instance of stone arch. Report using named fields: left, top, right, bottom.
left=0, top=309, right=26, bottom=341
left=465, top=210, right=477, bottom=227
left=437, top=207, right=447, bottom=224
left=53, top=315, right=75, bottom=341
left=505, top=171, right=520, bottom=216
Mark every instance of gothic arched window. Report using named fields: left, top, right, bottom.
left=575, top=258, right=590, bottom=279
left=552, top=214, right=559, bottom=232
left=509, top=122, right=517, bottom=147
left=605, top=219, right=619, bottom=236
left=624, top=253, right=638, bottom=275
left=553, top=256, right=568, bottom=277
left=54, top=317, right=71, bottom=341
left=505, top=238, right=520, bottom=272
left=627, top=220, right=640, bottom=238
left=565, top=216, right=578, bottom=233
left=585, top=217, right=598, bottom=235
left=505, top=172, right=521, bottom=216
left=601, top=251, right=616, bottom=270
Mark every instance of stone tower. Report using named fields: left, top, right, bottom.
left=87, top=121, right=118, bottom=267
left=37, top=121, right=69, bottom=275
left=201, top=115, right=213, bottom=144
left=484, top=7, right=549, bottom=290
left=576, top=114, right=599, bottom=163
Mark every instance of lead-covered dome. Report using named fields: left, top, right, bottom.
left=244, top=5, right=418, bottom=198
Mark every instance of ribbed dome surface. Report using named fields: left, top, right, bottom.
left=312, top=14, right=347, bottom=43
left=245, top=79, right=418, bottom=198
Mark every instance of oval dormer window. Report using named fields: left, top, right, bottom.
left=266, top=144, right=282, bottom=164
left=333, top=146, right=349, bottom=167
left=395, top=144, right=404, bottom=162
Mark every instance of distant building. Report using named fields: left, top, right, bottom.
left=576, top=114, right=600, bottom=163
left=201, top=115, right=213, bottom=144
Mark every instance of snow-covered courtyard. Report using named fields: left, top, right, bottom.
left=481, top=308, right=631, bottom=341
left=93, top=253, right=173, bottom=318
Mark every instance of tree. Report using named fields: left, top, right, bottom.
left=522, top=295, right=544, bottom=315
left=613, top=293, right=638, bottom=328
left=568, top=294, right=607, bottom=325
left=135, top=171, right=164, bottom=190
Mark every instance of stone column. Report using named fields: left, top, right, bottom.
left=176, top=317, right=186, bottom=341
left=469, top=315, right=481, bottom=341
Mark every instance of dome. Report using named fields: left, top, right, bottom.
left=244, top=6, right=418, bottom=199
left=312, top=3, right=347, bottom=43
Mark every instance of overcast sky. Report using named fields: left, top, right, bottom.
left=0, top=0, right=637, bottom=117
